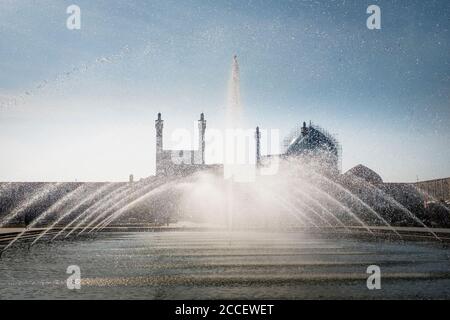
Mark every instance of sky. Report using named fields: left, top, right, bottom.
left=0, top=0, right=449, bottom=182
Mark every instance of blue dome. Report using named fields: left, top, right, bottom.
left=286, top=124, right=339, bottom=157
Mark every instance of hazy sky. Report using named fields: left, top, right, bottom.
left=0, top=0, right=449, bottom=182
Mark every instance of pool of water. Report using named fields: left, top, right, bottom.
left=1, top=231, right=450, bottom=299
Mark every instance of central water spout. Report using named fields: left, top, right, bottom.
left=226, top=54, right=242, bottom=128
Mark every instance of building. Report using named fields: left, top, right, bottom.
left=155, top=113, right=342, bottom=178
left=155, top=112, right=221, bottom=176
left=415, top=177, right=450, bottom=204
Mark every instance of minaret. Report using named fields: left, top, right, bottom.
left=255, top=126, right=261, bottom=167
left=301, top=121, right=308, bottom=137
left=198, top=113, right=206, bottom=165
left=155, top=113, right=164, bottom=175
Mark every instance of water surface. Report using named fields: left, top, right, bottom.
left=1, top=231, right=450, bottom=299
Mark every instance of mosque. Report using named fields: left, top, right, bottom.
left=154, top=113, right=341, bottom=178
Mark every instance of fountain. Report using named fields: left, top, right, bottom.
left=0, top=56, right=448, bottom=246
left=0, top=56, right=449, bottom=299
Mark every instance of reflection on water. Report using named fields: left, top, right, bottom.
left=1, top=231, right=450, bottom=299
